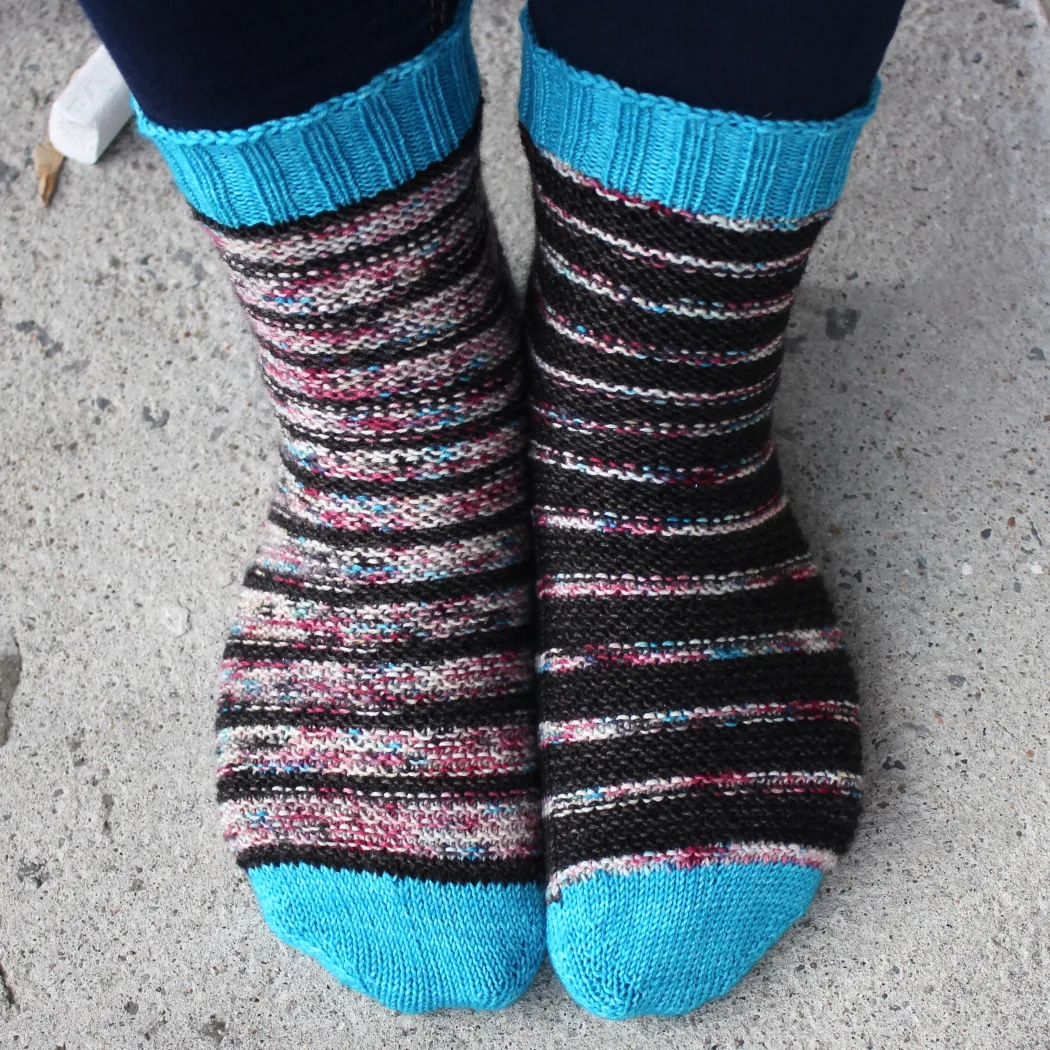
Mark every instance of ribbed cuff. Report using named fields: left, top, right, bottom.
left=136, top=0, right=480, bottom=228
left=518, top=11, right=878, bottom=224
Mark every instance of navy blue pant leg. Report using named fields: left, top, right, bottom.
left=528, top=0, right=907, bottom=120
left=76, top=0, right=455, bottom=129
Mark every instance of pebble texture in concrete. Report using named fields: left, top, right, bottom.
left=1, top=0, right=1049, bottom=1047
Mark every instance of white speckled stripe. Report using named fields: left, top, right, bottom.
left=539, top=698, right=859, bottom=748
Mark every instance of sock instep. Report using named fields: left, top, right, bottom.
left=520, top=12, right=874, bottom=1019
left=136, top=5, right=545, bottom=1011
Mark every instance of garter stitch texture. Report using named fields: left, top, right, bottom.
left=207, top=127, right=545, bottom=1010
left=213, top=126, right=545, bottom=1010
left=136, top=5, right=544, bottom=1012
left=214, top=126, right=541, bottom=882
left=520, top=14, right=874, bottom=1019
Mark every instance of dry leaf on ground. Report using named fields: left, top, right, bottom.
left=32, top=139, right=64, bottom=205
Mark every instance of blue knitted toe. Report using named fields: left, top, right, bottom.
left=547, top=862, right=822, bottom=1019
left=249, top=864, right=545, bottom=1013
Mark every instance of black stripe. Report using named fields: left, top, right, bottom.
left=529, top=295, right=784, bottom=397
left=542, top=719, right=862, bottom=794
left=539, top=577, right=836, bottom=648
left=533, top=508, right=808, bottom=579
left=530, top=453, right=783, bottom=521
left=236, top=844, right=542, bottom=885
left=215, top=691, right=536, bottom=732
left=536, top=203, right=809, bottom=304
left=217, top=770, right=538, bottom=803
left=267, top=500, right=529, bottom=550
left=537, top=253, right=793, bottom=354
left=528, top=359, right=778, bottom=428
left=545, top=790, right=859, bottom=872
left=222, top=625, right=531, bottom=666
left=242, top=562, right=532, bottom=609
left=523, top=130, right=827, bottom=264
left=531, top=409, right=773, bottom=471
left=258, top=279, right=508, bottom=371
left=540, top=648, right=857, bottom=721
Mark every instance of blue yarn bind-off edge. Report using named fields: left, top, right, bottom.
left=134, top=0, right=479, bottom=228
left=519, top=11, right=879, bottom=225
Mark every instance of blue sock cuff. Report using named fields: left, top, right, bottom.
left=136, top=1, right=479, bottom=228
left=518, top=11, right=879, bottom=224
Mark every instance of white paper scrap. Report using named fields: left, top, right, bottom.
left=48, top=45, right=132, bottom=164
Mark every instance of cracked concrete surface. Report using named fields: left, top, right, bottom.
left=1, top=0, right=1049, bottom=1046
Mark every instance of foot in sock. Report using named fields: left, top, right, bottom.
left=520, top=18, right=876, bottom=1019
left=131, top=14, right=544, bottom=1012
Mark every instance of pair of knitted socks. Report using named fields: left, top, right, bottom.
left=134, top=3, right=875, bottom=1019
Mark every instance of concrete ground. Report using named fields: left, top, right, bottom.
left=2, top=0, right=1049, bottom=1046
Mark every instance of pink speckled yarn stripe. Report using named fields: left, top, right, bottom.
left=213, top=125, right=542, bottom=885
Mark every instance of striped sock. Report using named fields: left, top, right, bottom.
left=519, top=15, right=877, bottom=1019
left=137, top=7, right=544, bottom=1013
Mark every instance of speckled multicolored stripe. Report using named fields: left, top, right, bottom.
left=523, top=135, right=863, bottom=900
left=213, top=125, right=542, bottom=884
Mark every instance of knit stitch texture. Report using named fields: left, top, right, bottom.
left=207, top=122, right=544, bottom=1010
left=135, top=0, right=479, bottom=228
left=522, top=104, right=868, bottom=1015
left=518, top=11, right=878, bottom=223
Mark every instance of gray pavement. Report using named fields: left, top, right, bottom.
left=1, top=0, right=1049, bottom=1046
